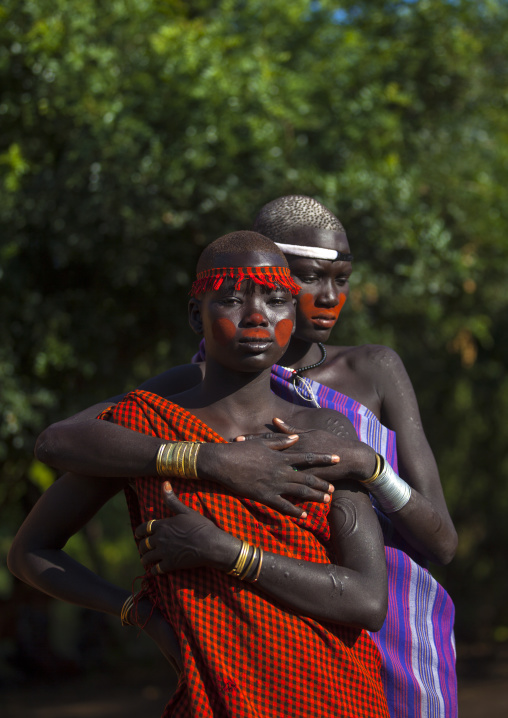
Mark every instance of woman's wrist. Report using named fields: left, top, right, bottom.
left=357, top=443, right=378, bottom=481
left=206, top=529, right=243, bottom=572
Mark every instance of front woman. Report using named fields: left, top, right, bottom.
left=9, top=231, right=390, bottom=718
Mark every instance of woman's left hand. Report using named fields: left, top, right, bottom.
left=135, top=482, right=240, bottom=575
left=238, top=417, right=377, bottom=483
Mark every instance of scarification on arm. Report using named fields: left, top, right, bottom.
left=330, top=497, right=358, bottom=539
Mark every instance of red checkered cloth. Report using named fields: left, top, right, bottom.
left=99, top=390, right=389, bottom=718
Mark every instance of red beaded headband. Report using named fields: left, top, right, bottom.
left=190, top=266, right=301, bottom=297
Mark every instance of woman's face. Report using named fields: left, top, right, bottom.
left=198, top=253, right=296, bottom=373
left=285, top=228, right=352, bottom=343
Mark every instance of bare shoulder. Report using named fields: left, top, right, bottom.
left=137, top=363, right=204, bottom=397
left=327, top=343, right=403, bottom=374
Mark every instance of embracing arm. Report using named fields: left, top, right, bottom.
left=372, top=346, right=458, bottom=564
left=34, top=363, right=205, bottom=477
left=7, top=473, right=182, bottom=671
left=33, top=365, right=335, bottom=518
left=138, top=480, right=387, bottom=631
left=238, top=371, right=457, bottom=566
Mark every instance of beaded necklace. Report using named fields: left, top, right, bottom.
left=280, top=343, right=327, bottom=408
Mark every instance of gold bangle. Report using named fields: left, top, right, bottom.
left=361, top=453, right=382, bottom=485
left=157, top=442, right=204, bottom=480
left=235, top=542, right=250, bottom=577
left=227, top=541, right=250, bottom=577
left=239, top=546, right=258, bottom=581
left=157, top=443, right=173, bottom=477
left=188, top=443, right=201, bottom=480
left=120, top=594, right=135, bottom=626
left=156, top=444, right=166, bottom=476
left=177, top=442, right=187, bottom=478
left=249, top=548, right=264, bottom=583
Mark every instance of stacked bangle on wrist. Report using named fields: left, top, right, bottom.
left=120, top=592, right=139, bottom=626
left=361, top=453, right=412, bottom=514
left=227, top=540, right=264, bottom=583
left=156, top=441, right=204, bottom=479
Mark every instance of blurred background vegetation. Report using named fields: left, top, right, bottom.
left=1, top=0, right=508, bottom=688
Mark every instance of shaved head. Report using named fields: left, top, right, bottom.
left=252, top=196, right=345, bottom=244
left=197, top=231, right=286, bottom=273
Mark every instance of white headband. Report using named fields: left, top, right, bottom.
left=275, top=242, right=353, bottom=262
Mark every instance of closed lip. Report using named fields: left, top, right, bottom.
left=239, top=332, right=272, bottom=341
left=312, top=313, right=338, bottom=320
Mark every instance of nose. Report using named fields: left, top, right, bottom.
left=242, top=311, right=268, bottom=327
left=315, top=279, right=340, bottom=308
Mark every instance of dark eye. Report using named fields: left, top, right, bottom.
left=295, top=274, right=318, bottom=284
left=219, top=296, right=241, bottom=306
left=268, top=296, right=288, bottom=306
left=335, top=276, right=350, bottom=287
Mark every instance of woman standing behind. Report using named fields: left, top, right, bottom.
left=251, top=195, right=458, bottom=718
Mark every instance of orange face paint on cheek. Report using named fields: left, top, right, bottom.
left=299, top=292, right=347, bottom=320
left=274, top=318, right=294, bottom=347
left=212, top=318, right=236, bottom=345
left=336, top=293, right=347, bottom=316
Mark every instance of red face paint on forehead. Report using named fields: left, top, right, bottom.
left=299, top=293, right=346, bottom=321
left=212, top=318, right=236, bottom=346
left=274, top=318, right=293, bottom=347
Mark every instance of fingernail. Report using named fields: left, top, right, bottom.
left=301, top=511, right=308, bottom=519
left=324, top=493, right=331, bottom=503
left=163, top=481, right=173, bottom=492
left=328, top=484, right=334, bottom=493
left=331, top=454, right=340, bottom=463
left=236, top=436, right=245, bottom=441
left=288, top=434, right=298, bottom=440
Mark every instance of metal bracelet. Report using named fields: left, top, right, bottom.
left=368, top=456, right=412, bottom=513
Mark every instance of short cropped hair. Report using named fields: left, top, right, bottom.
left=252, top=195, right=345, bottom=242
left=197, top=231, right=286, bottom=273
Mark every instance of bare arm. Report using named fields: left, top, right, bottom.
left=34, top=363, right=204, bottom=476
left=33, top=365, right=336, bottom=518
left=7, top=473, right=182, bottom=671
left=372, top=346, right=457, bottom=564
left=240, top=363, right=458, bottom=567
left=138, top=480, right=387, bottom=631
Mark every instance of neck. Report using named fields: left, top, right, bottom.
left=278, top=337, right=323, bottom=370
left=194, top=359, right=280, bottom=424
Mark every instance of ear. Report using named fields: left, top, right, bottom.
left=188, top=298, right=203, bottom=335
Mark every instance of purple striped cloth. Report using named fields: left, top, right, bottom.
left=271, top=364, right=457, bottom=718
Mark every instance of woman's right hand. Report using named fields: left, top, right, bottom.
left=135, top=483, right=242, bottom=574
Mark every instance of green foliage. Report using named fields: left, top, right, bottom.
left=1, top=0, right=508, bottom=644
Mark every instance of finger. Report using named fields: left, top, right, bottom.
left=235, top=435, right=301, bottom=448
left=161, top=481, right=194, bottom=514
left=288, top=469, right=335, bottom=493
left=284, top=481, right=333, bottom=503
left=135, top=519, right=158, bottom=540
left=138, top=534, right=157, bottom=556
left=234, top=433, right=300, bottom=449
left=151, top=561, right=166, bottom=577
left=141, top=548, right=162, bottom=567
left=273, top=417, right=309, bottom=435
left=233, top=431, right=273, bottom=441
left=291, top=452, right=340, bottom=469
left=262, top=495, right=308, bottom=519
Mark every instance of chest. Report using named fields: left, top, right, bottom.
left=306, top=353, right=382, bottom=419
